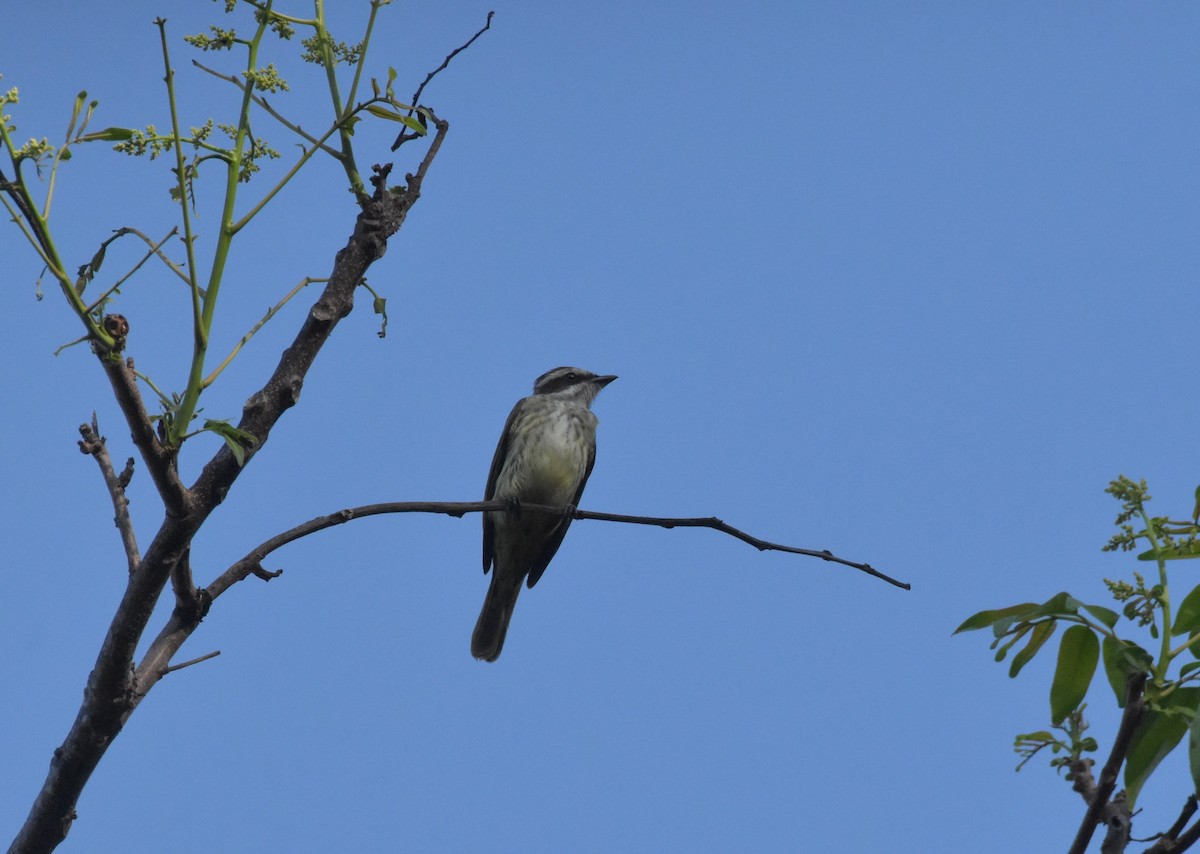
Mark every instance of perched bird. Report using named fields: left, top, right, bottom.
left=472, top=367, right=617, bottom=661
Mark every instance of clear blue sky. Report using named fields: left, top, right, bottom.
left=3, top=2, right=1199, bottom=851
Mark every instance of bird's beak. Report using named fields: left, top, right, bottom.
left=594, top=375, right=618, bottom=387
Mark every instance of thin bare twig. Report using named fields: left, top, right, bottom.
left=85, top=227, right=185, bottom=313
left=1146, top=795, right=1200, bottom=853
left=391, top=11, right=492, bottom=150
left=162, top=650, right=220, bottom=675
left=77, top=415, right=140, bottom=574
left=203, top=499, right=909, bottom=602
left=202, top=276, right=326, bottom=388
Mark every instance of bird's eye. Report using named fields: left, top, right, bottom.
left=566, top=372, right=578, bottom=380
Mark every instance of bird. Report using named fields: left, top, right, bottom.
left=472, top=366, right=617, bottom=661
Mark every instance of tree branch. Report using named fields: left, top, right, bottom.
left=96, top=353, right=188, bottom=516
left=189, top=120, right=447, bottom=513
left=1146, top=795, right=1200, bottom=852
left=1067, top=672, right=1147, bottom=854
left=115, top=498, right=909, bottom=746
left=77, top=415, right=140, bottom=574
left=11, top=125, right=451, bottom=853
left=391, top=11, right=491, bottom=150
left=202, top=500, right=909, bottom=601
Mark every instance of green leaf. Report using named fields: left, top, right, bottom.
left=77, top=127, right=136, bottom=142
left=1160, top=687, right=1200, bottom=715
left=954, top=602, right=1040, bottom=634
left=1189, top=703, right=1200, bottom=796
left=1015, top=730, right=1055, bottom=743
left=365, top=104, right=405, bottom=122
left=1181, top=661, right=1200, bottom=679
left=1102, top=637, right=1152, bottom=707
left=372, top=294, right=388, bottom=339
left=1139, top=541, right=1200, bottom=562
left=1010, top=621, right=1056, bottom=678
left=1036, top=592, right=1083, bottom=618
left=398, top=115, right=426, bottom=135
left=1050, top=626, right=1099, bottom=725
left=1174, top=584, right=1200, bottom=637
left=994, top=622, right=1032, bottom=662
left=1127, top=708, right=1189, bottom=808
left=1193, top=484, right=1199, bottom=524
left=202, top=419, right=259, bottom=468
left=1083, top=604, right=1119, bottom=629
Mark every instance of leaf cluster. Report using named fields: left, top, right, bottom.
left=958, top=477, right=1200, bottom=816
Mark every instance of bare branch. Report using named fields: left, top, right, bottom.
left=391, top=11, right=492, bottom=150
left=1146, top=795, right=1200, bottom=853
left=14, top=128, right=454, bottom=853
left=77, top=415, right=140, bottom=574
left=97, top=354, right=188, bottom=515
left=85, top=226, right=186, bottom=313
left=1067, top=672, right=1147, bottom=854
left=192, top=121, right=448, bottom=508
left=162, top=650, right=221, bottom=675
left=202, top=500, right=909, bottom=602
left=169, top=546, right=203, bottom=620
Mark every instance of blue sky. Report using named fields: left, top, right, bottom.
left=3, top=2, right=1199, bottom=851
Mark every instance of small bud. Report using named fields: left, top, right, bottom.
left=103, top=313, right=129, bottom=350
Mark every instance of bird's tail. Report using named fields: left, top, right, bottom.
left=471, top=575, right=522, bottom=662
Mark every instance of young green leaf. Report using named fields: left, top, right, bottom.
left=1189, top=708, right=1200, bottom=796
left=954, top=603, right=1040, bottom=634
left=1082, top=603, right=1119, bottom=629
left=1102, top=636, right=1152, bottom=708
left=1010, top=621, right=1055, bottom=678
left=994, top=622, right=1032, bottom=663
left=365, top=104, right=405, bottom=122
left=1140, top=541, right=1200, bottom=562
left=398, top=115, right=426, bottom=135
left=1050, top=625, right=1099, bottom=725
left=1173, top=584, right=1200, bottom=637
left=1126, top=709, right=1189, bottom=809
left=202, top=419, right=259, bottom=467
left=1035, top=591, right=1083, bottom=618
left=77, top=127, right=136, bottom=142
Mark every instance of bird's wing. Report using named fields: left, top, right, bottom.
left=526, top=438, right=596, bottom=589
left=482, top=397, right=525, bottom=574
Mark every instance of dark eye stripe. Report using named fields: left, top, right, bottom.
left=534, top=368, right=591, bottom=395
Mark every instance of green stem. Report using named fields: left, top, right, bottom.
left=156, top=18, right=204, bottom=445
left=344, top=0, right=384, bottom=109
left=1141, top=507, right=1172, bottom=678
left=167, top=6, right=272, bottom=444
left=230, top=120, right=337, bottom=233
left=201, top=277, right=323, bottom=387
left=1, top=123, right=112, bottom=347
left=313, top=0, right=364, bottom=196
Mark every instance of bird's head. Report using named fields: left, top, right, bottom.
left=532, top=366, right=617, bottom=406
